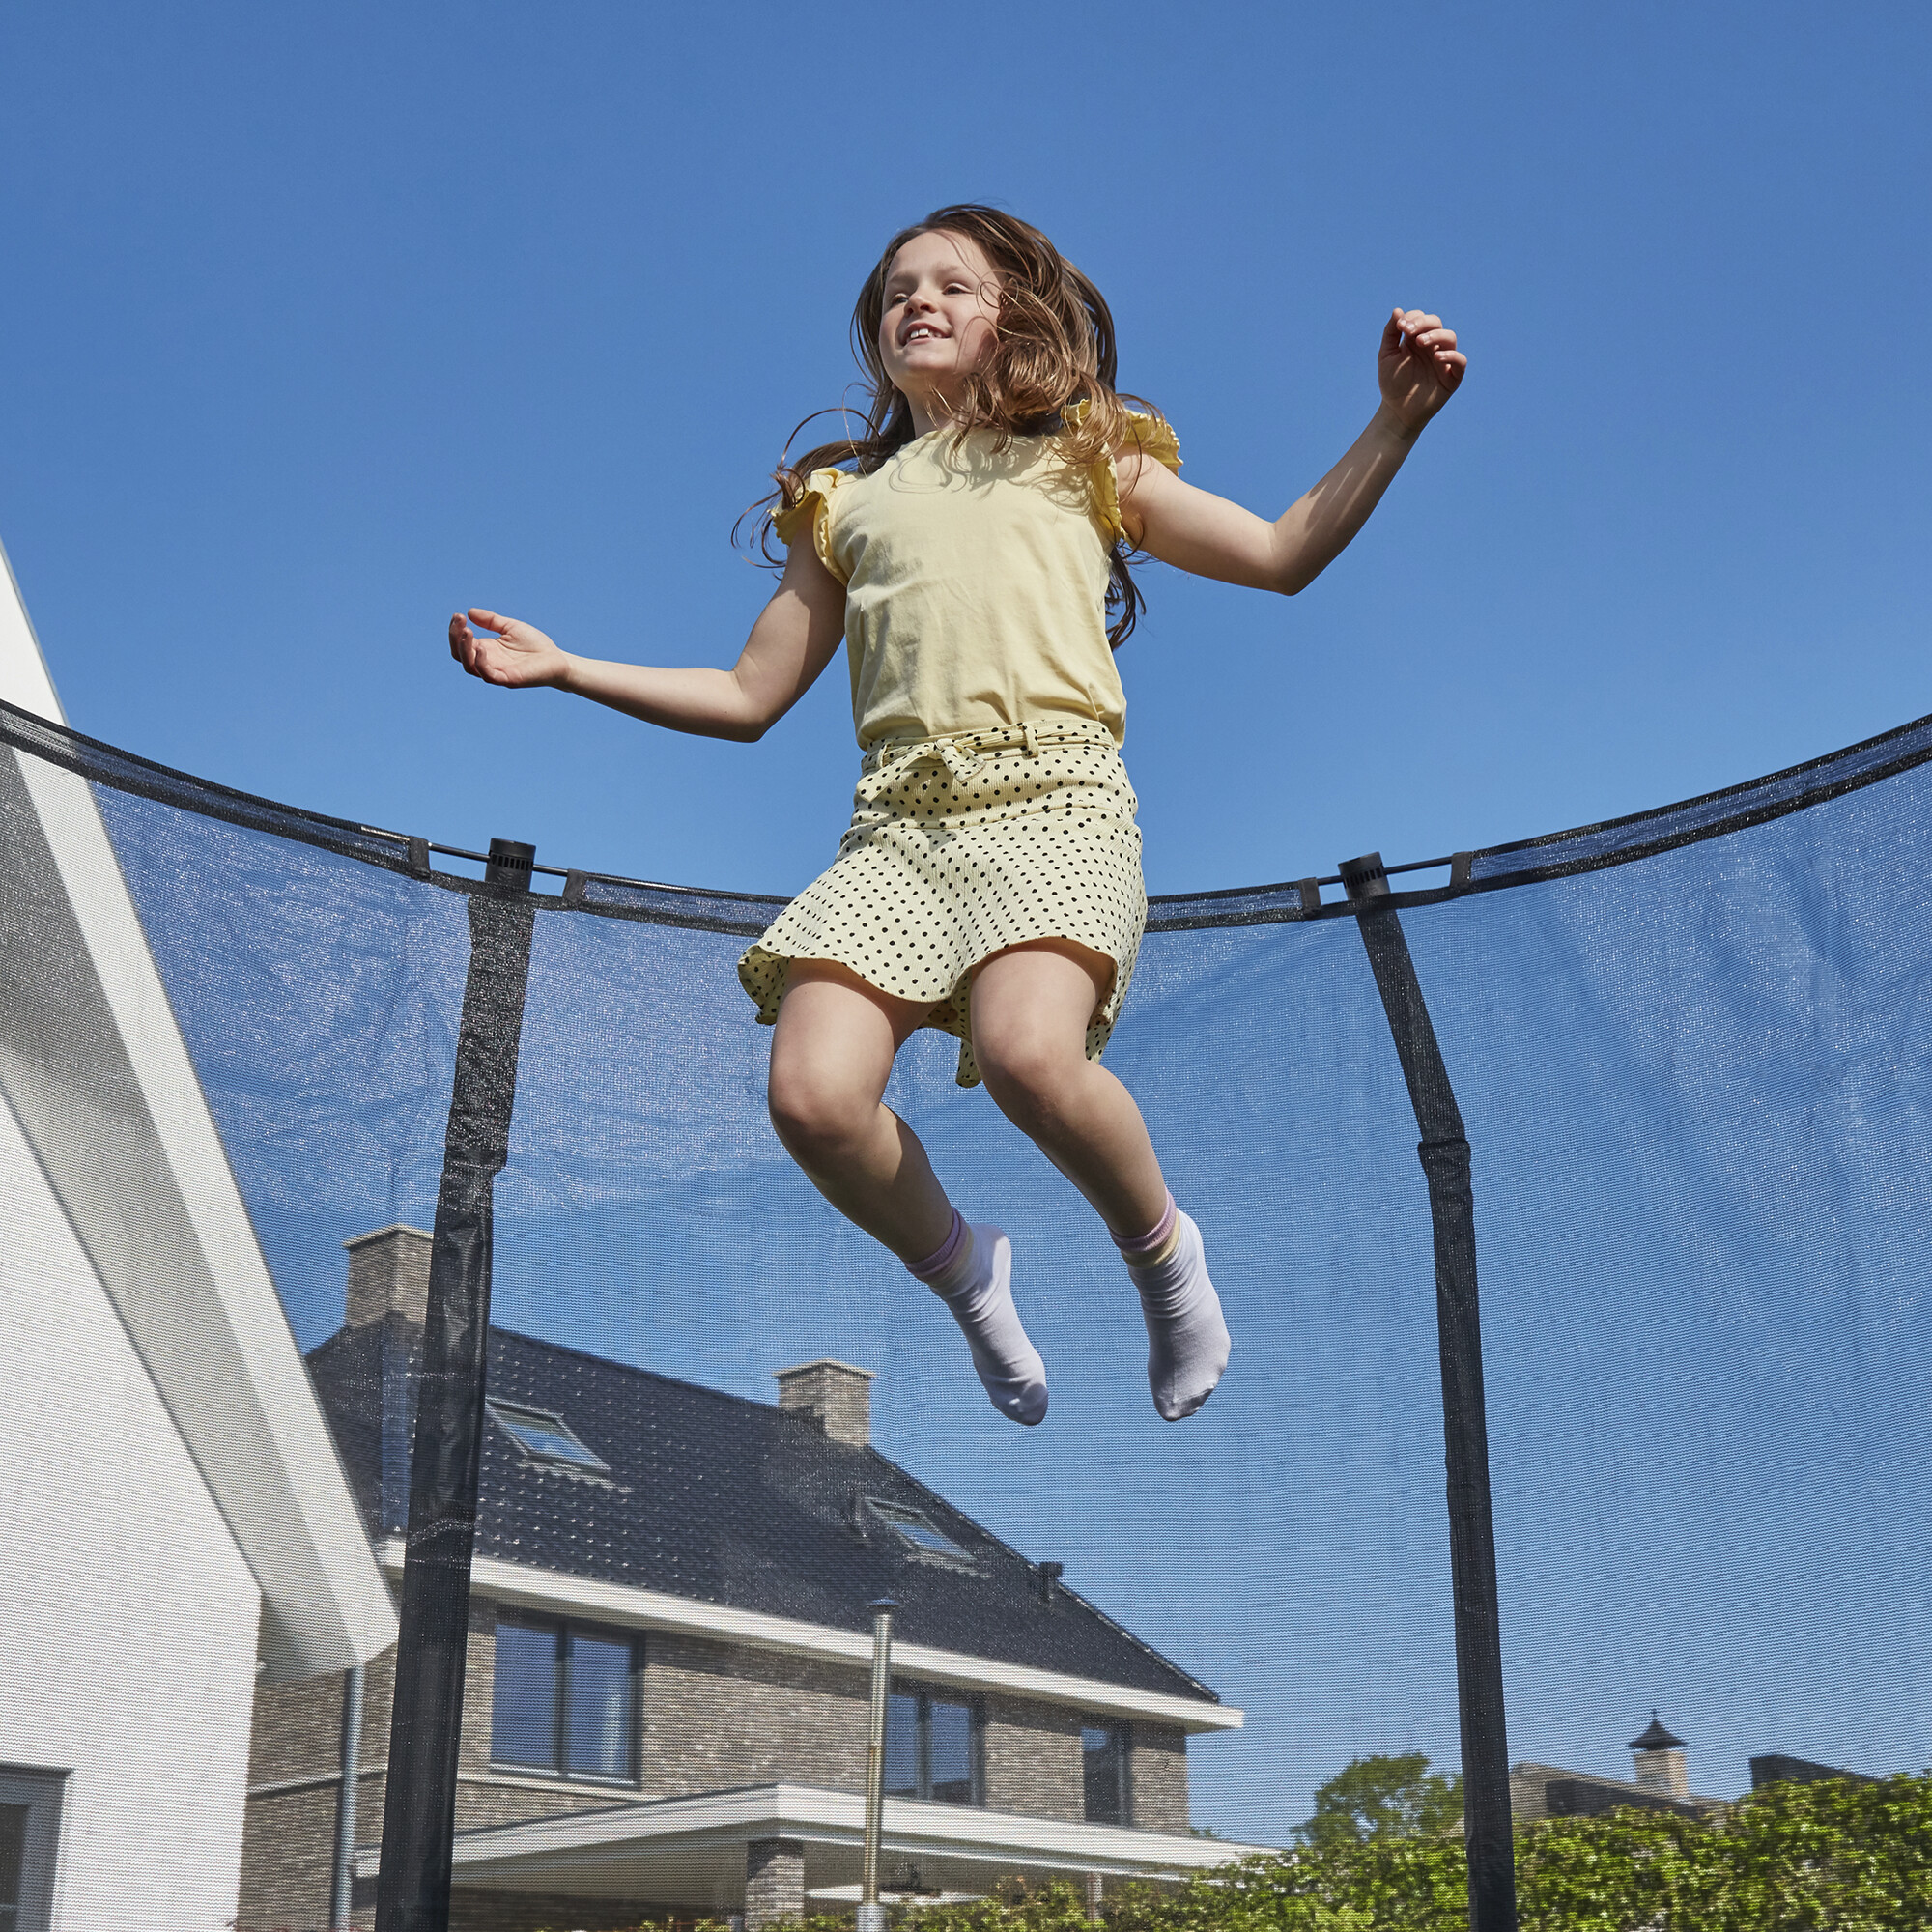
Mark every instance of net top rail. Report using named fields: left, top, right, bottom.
left=8, top=697, right=1931, bottom=933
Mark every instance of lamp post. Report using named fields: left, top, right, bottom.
left=859, top=1598, right=897, bottom=1932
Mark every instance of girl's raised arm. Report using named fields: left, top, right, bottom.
left=1118, top=307, right=1465, bottom=597
left=447, top=539, right=847, bottom=742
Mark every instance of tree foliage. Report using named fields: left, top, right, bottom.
left=1295, top=1754, right=1466, bottom=1849
left=677, top=1771, right=1932, bottom=1932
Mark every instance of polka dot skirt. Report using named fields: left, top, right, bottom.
left=738, top=720, right=1147, bottom=1088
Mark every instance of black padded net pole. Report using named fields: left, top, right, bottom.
left=375, top=840, right=537, bottom=1932
left=1340, top=851, right=1516, bottom=1932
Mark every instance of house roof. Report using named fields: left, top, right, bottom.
left=307, top=1315, right=1218, bottom=1706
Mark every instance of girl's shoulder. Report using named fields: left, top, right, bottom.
left=772, top=467, right=852, bottom=582
left=1061, top=400, right=1182, bottom=471
left=1059, top=402, right=1182, bottom=546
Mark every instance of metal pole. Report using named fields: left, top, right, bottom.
left=375, top=841, right=539, bottom=1932
left=859, top=1598, right=896, bottom=1932
left=330, top=1662, right=365, bottom=1931
left=1339, top=853, right=1516, bottom=1932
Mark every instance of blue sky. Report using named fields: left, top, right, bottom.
left=8, top=0, right=1932, bottom=1842
left=3, top=2, right=1927, bottom=898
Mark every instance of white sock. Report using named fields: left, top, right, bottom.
left=1126, top=1211, right=1230, bottom=1421
left=915, top=1222, right=1047, bottom=1427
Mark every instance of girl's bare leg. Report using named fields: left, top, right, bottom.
left=972, top=941, right=1229, bottom=1421
left=767, top=961, right=951, bottom=1260
left=768, top=959, right=1049, bottom=1424
left=968, top=941, right=1167, bottom=1235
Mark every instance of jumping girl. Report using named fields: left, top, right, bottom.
left=449, top=205, right=1465, bottom=1429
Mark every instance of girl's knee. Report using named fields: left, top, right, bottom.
left=767, top=1056, right=871, bottom=1157
left=975, top=1029, right=1081, bottom=1124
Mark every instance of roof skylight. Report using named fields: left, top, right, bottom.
left=487, top=1399, right=611, bottom=1474
left=867, top=1498, right=974, bottom=1565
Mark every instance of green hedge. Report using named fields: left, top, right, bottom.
left=775, top=1773, right=1932, bottom=1932
left=534, top=1773, right=1932, bottom=1932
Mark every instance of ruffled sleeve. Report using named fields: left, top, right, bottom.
left=1065, top=403, right=1182, bottom=546
left=772, top=468, right=850, bottom=584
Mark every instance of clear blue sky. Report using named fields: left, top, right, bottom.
left=3, top=2, right=1927, bottom=897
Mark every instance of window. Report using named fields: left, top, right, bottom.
left=491, top=1615, right=638, bottom=1781
left=486, top=1400, right=610, bottom=1474
left=0, top=1770, right=64, bottom=1932
left=866, top=1499, right=974, bottom=1566
left=884, top=1688, right=981, bottom=1805
left=1082, top=1722, right=1131, bottom=1826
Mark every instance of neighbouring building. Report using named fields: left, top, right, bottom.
left=1748, top=1753, right=1872, bottom=1791
left=238, top=1226, right=1264, bottom=1932
left=0, top=551, right=396, bottom=1932
left=1511, top=1713, right=1727, bottom=1823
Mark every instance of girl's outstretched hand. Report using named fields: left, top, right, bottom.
left=448, top=608, right=570, bottom=689
left=1378, top=308, right=1466, bottom=432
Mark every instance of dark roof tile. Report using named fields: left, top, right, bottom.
left=306, top=1320, right=1214, bottom=1705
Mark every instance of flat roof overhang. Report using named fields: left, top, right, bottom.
left=352, top=1783, right=1275, bottom=1909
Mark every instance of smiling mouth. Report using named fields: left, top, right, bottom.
left=900, top=325, right=949, bottom=347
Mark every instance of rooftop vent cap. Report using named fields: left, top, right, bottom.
left=1628, top=1713, right=1687, bottom=1752
left=1630, top=1710, right=1690, bottom=1800
left=775, top=1358, right=874, bottom=1449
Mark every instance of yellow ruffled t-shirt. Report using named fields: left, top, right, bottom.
left=773, top=412, right=1180, bottom=751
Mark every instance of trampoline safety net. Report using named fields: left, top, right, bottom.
left=3, top=691, right=1931, bottom=1932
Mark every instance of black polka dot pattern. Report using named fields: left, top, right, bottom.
left=738, top=720, right=1147, bottom=1088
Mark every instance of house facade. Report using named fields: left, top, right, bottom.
left=0, top=547, right=396, bottom=1932
left=240, top=1228, right=1261, bottom=1932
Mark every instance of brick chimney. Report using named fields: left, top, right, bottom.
left=1629, top=1712, right=1690, bottom=1799
left=344, top=1225, right=433, bottom=1327
left=774, top=1359, right=873, bottom=1449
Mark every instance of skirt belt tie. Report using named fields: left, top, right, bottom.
left=857, top=721, right=1088, bottom=799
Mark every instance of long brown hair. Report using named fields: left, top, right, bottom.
left=753, top=205, right=1163, bottom=648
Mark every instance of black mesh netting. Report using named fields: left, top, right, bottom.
left=5, top=695, right=1931, bottom=1930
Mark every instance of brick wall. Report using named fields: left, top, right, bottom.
left=447, top=1888, right=675, bottom=1932
left=745, top=1835, right=806, bottom=1932
left=458, top=1596, right=497, bottom=1775
left=982, top=1696, right=1086, bottom=1823
left=1129, top=1725, right=1189, bottom=1833
left=248, top=1663, right=353, bottom=1789
left=641, top=1633, right=871, bottom=1796
left=235, top=1782, right=343, bottom=1931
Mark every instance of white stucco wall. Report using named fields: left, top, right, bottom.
left=0, top=1093, right=266, bottom=1932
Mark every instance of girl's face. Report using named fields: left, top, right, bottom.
left=877, top=229, right=1003, bottom=414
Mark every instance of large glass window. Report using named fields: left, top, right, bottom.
left=884, top=1687, right=981, bottom=1805
left=1082, top=1722, right=1131, bottom=1826
left=491, top=1614, right=639, bottom=1782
